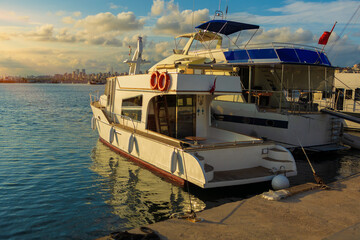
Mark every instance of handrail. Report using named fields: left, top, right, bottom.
left=111, top=112, right=139, bottom=133
left=89, top=91, right=100, bottom=103
left=235, top=42, right=324, bottom=51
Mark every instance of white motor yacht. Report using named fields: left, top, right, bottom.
left=90, top=37, right=297, bottom=189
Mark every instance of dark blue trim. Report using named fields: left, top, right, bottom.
left=214, top=114, right=288, bottom=129
left=223, top=48, right=332, bottom=66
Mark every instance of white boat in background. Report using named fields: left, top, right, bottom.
left=150, top=18, right=347, bottom=152
left=315, top=72, right=360, bottom=130
left=342, top=132, right=360, bottom=149
left=313, top=72, right=360, bottom=149
left=90, top=37, right=297, bottom=189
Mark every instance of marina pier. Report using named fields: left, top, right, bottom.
left=100, top=173, right=360, bottom=240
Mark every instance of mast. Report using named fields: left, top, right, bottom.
left=124, top=37, right=150, bottom=75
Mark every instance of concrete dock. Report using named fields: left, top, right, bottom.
left=99, top=173, right=360, bottom=240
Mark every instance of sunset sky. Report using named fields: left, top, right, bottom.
left=0, top=0, right=359, bottom=76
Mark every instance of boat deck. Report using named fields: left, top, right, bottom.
left=210, top=166, right=272, bottom=182
left=209, top=166, right=295, bottom=182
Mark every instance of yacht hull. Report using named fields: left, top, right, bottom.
left=91, top=104, right=297, bottom=189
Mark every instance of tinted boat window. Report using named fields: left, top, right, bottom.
left=122, top=95, right=142, bottom=121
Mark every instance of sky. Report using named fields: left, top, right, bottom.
left=0, top=0, right=359, bottom=76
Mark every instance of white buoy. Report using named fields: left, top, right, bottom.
left=272, top=175, right=290, bottom=190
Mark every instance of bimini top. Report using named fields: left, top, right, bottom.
left=196, top=20, right=259, bottom=36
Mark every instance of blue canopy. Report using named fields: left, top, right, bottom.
left=196, top=20, right=259, bottom=36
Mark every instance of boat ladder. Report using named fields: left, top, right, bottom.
left=153, top=96, right=172, bottom=136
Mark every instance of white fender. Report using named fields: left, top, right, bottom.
left=133, top=136, right=140, bottom=155
left=128, top=134, right=135, bottom=153
left=176, top=152, right=184, bottom=174
left=91, top=116, right=96, bottom=130
left=170, top=150, right=178, bottom=173
left=109, top=127, right=115, bottom=143
left=170, top=150, right=184, bottom=174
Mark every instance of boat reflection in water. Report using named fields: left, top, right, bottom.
left=336, top=149, right=360, bottom=179
left=90, top=140, right=206, bottom=228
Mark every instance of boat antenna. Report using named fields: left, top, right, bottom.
left=214, top=0, right=224, bottom=19
left=192, top=0, right=195, bottom=30
left=327, top=3, right=360, bottom=54
left=123, top=37, right=150, bottom=75
left=225, top=0, right=228, bottom=19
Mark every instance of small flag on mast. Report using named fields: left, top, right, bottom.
left=209, top=77, right=217, bottom=94
left=318, top=22, right=337, bottom=45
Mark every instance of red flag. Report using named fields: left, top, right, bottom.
left=209, top=78, right=217, bottom=94
left=318, top=22, right=337, bottom=45
left=318, top=31, right=331, bottom=45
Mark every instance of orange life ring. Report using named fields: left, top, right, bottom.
left=150, top=71, right=159, bottom=90
left=158, top=72, right=170, bottom=91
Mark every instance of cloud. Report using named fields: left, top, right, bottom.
left=56, top=28, right=76, bottom=42
left=56, top=11, right=66, bottom=16
left=154, top=8, right=210, bottom=35
left=323, top=32, right=360, bottom=67
left=0, top=34, right=11, bottom=41
left=122, top=34, right=147, bottom=48
left=75, top=12, right=145, bottom=34
left=84, top=35, right=122, bottom=46
left=230, top=0, right=360, bottom=26
left=0, top=10, right=30, bottom=24
left=24, top=24, right=78, bottom=43
left=73, top=11, right=82, bottom=17
left=62, top=16, right=76, bottom=24
left=249, top=27, right=314, bottom=44
left=0, top=57, right=28, bottom=69
left=151, top=0, right=165, bottom=16
left=21, top=11, right=147, bottom=47
left=109, top=3, right=119, bottom=9
left=26, top=24, right=55, bottom=41
left=268, top=0, right=358, bottom=23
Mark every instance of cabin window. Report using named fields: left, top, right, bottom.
left=176, top=95, right=196, bottom=139
left=345, top=90, right=353, bottom=99
left=121, top=95, right=143, bottom=121
left=322, top=91, right=332, bottom=99
left=146, top=95, right=195, bottom=139
left=355, top=88, right=360, bottom=101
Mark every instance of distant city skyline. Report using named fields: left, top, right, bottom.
left=0, top=0, right=359, bottom=76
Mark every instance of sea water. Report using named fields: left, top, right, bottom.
left=0, top=83, right=359, bottom=239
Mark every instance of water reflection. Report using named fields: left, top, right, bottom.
left=290, top=149, right=360, bottom=185
left=90, top=140, right=206, bottom=229
left=90, top=139, right=360, bottom=227
left=335, top=149, right=360, bottom=179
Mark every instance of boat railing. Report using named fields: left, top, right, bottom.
left=111, top=112, right=139, bottom=132
left=251, top=90, right=324, bottom=114
left=344, top=102, right=360, bottom=112
left=89, top=91, right=100, bottom=104
left=233, top=41, right=322, bottom=52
